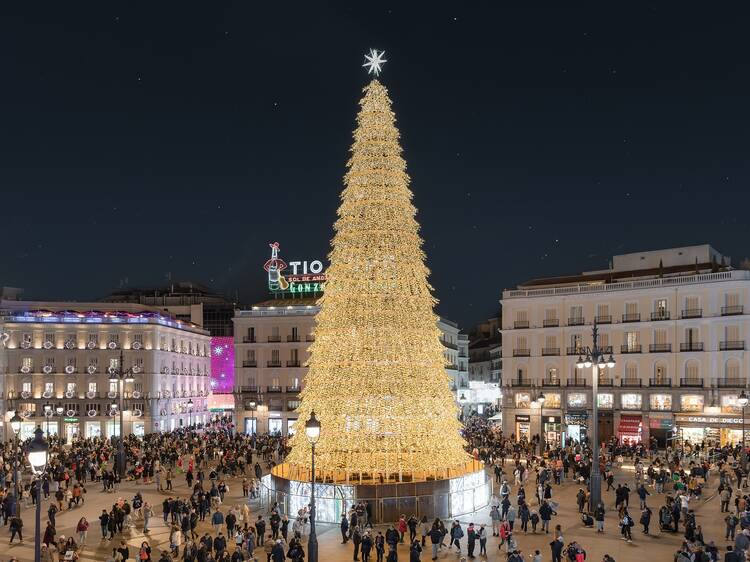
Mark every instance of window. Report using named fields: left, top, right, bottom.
left=543, top=393, right=561, bottom=408
left=599, top=332, right=609, bottom=349
left=571, top=334, right=582, bottom=352
left=625, top=302, right=638, bottom=315
left=655, top=298, right=668, bottom=313
left=725, top=325, right=740, bottom=342
left=685, top=296, right=699, bottom=310
left=546, top=367, right=558, bottom=383
left=597, top=394, right=613, bottom=409
left=66, top=382, right=76, bottom=394
left=726, top=293, right=741, bottom=307
left=109, top=334, right=119, bottom=345
left=684, top=361, right=699, bottom=380
left=684, top=327, right=699, bottom=344
left=625, top=331, right=639, bottom=347
left=66, top=357, right=76, bottom=368
left=654, top=363, right=668, bottom=382
left=44, top=382, right=54, bottom=394
left=22, top=357, right=33, bottom=369
left=570, top=306, right=583, bottom=321
left=291, top=327, right=299, bottom=341
left=159, top=336, right=166, bottom=350
left=21, top=333, right=32, bottom=346
left=654, top=329, right=667, bottom=345
left=88, top=382, right=97, bottom=394
left=44, top=333, right=54, bottom=346
left=515, top=393, right=531, bottom=408
left=544, top=309, right=557, bottom=321
left=271, top=377, right=280, bottom=387
left=271, top=349, right=280, bottom=363
left=290, top=349, right=299, bottom=363
left=246, top=349, right=255, bottom=361
left=596, top=304, right=609, bottom=318
left=722, top=395, right=742, bottom=414
left=625, top=363, right=638, bottom=379
left=133, top=333, right=143, bottom=345
left=725, top=359, right=740, bottom=380
left=621, top=394, right=642, bottom=410
left=22, top=382, right=32, bottom=393
left=544, top=335, right=557, bottom=348
left=681, top=394, right=704, bottom=412
left=109, top=357, right=120, bottom=371
left=109, top=382, right=118, bottom=394
left=271, top=326, right=279, bottom=338
left=134, top=357, right=144, bottom=372
left=650, top=394, right=672, bottom=411
left=567, top=393, right=587, bottom=408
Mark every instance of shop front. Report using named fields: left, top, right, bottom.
left=617, top=414, right=643, bottom=444
left=564, top=411, right=588, bottom=445
left=515, top=414, right=531, bottom=441
left=649, top=414, right=673, bottom=448
left=542, top=415, right=562, bottom=448
left=674, top=414, right=744, bottom=447
left=64, top=418, right=80, bottom=442
left=597, top=411, right=614, bottom=443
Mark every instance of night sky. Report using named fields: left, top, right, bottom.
left=2, top=4, right=749, bottom=329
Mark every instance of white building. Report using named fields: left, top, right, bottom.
left=501, top=245, right=750, bottom=449
left=0, top=300, right=212, bottom=440
left=233, top=298, right=466, bottom=435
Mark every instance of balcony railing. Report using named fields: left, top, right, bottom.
left=597, top=378, right=614, bottom=387
left=622, top=313, right=640, bottom=323
left=651, top=311, right=671, bottom=321
left=286, top=360, right=301, bottom=367
left=649, top=343, right=672, bottom=353
left=541, top=379, right=561, bottom=387
left=267, top=336, right=281, bottom=343
left=600, top=346, right=613, bottom=354
left=620, top=344, right=642, bottom=354
left=514, top=320, right=529, bottom=329
left=595, top=315, right=612, bottom=324
left=720, top=341, right=745, bottom=351
left=287, top=335, right=300, bottom=342
left=680, top=342, right=704, bottom=352
left=568, top=317, right=585, bottom=326
left=543, top=319, right=559, bottom=328
left=718, top=378, right=747, bottom=388
left=513, top=349, right=531, bottom=357
left=567, top=379, right=587, bottom=387
left=510, top=379, right=532, bottom=387
left=285, top=386, right=302, bottom=393
left=541, top=347, right=560, bottom=356
left=239, top=386, right=258, bottom=393
left=446, top=364, right=459, bottom=370
left=441, top=340, right=458, bottom=350
left=648, top=378, right=672, bottom=387
left=267, top=386, right=283, bottom=393
left=722, top=305, right=744, bottom=316
left=681, top=309, right=702, bottom=319
left=680, top=378, right=703, bottom=387
left=242, top=336, right=256, bottom=343
left=620, top=379, right=642, bottom=387
left=266, top=361, right=282, bottom=368
left=242, top=360, right=257, bottom=368
left=566, top=347, right=584, bottom=356
left=306, top=335, right=315, bottom=342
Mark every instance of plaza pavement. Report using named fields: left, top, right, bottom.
left=0, top=459, right=731, bottom=562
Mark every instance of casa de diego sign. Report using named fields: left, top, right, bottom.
left=263, top=242, right=327, bottom=296
left=674, top=414, right=743, bottom=425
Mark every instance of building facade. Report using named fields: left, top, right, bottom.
left=501, top=245, right=750, bottom=449
left=233, top=299, right=466, bottom=435
left=0, top=301, right=211, bottom=441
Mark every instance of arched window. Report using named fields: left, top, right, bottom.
left=684, top=360, right=700, bottom=381
left=625, top=362, right=638, bottom=381
left=516, top=365, right=528, bottom=384
left=654, top=362, right=668, bottom=383
left=546, top=366, right=559, bottom=384
left=725, top=359, right=740, bottom=381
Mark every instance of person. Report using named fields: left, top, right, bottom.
left=139, top=541, right=152, bottom=562
left=43, top=521, right=56, bottom=546
left=530, top=510, right=540, bottom=533
left=490, top=505, right=501, bottom=536
left=143, top=501, right=153, bottom=533
left=466, top=522, right=476, bottom=558
left=9, top=514, right=23, bottom=544
left=549, top=535, right=563, bottom=562
left=76, top=516, right=89, bottom=545
left=409, top=539, right=422, bottom=562
left=341, top=513, right=350, bottom=544
left=640, top=507, right=651, bottom=535
left=429, top=523, right=442, bottom=561
left=362, top=531, right=373, bottom=562
left=450, top=520, right=463, bottom=553
left=375, top=531, right=385, bottom=562
left=540, top=500, right=553, bottom=533
left=352, top=526, right=362, bottom=561
left=478, top=524, right=487, bottom=557
left=594, top=502, right=605, bottom=533
left=726, top=512, right=739, bottom=540
left=620, top=510, right=633, bottom=542
left=271, top=539, right=285, bottom=562
left=398, top=515, right=408, bottom=543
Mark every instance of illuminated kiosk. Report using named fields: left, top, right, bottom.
left=260, top=57, right=491, bottom=523
left=260, top=460, right=491, bottom=523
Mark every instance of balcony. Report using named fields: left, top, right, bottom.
left=541, top=347, right=560, bottom=356
left=620, top=344, right=642, bottom=354
left=513, top=349, right=531, bottom=357
left=597, top=378, right=614, bottom=387
left=720, top=341, right=745, bottom=351
left=287, top=335, right=300, bottom=342
left=285, top=386, right=302, bottom=393
left=239, top=386, right=258, bottom=394
left=567, top=379, right=587, bottom=387
left=649, top=343, right=672, bottom=353
left=242, top=336, right=256, bottom=343
left=242, top=360, right=257, bottom=368
left=595, top=315, right=612, bottom=324
left=541, top=379, right=561, bottom=387
left=568, top=317, right=585, bottom=326
left=267, top=386, right=283, bottom=393
left=566, top=347, right=584, bottom=356
left=267, top=336, right=281, bottom=343
left=622, top=313, right=640, bottom=323
left=681, top=309, right=702, bottom=319
left=441, top=340, right=458, bottom=350
left=722, top=305, right=744, bottom=316
left=680, top=342, right=704, bottom=352
left=680, top=378, right=703, bottom=387
left=446, top=364, right=459, bottom=370
left=514, top=320, right=529, bottom=329
left=266, top=361, right=282, bottom=368
left=286, top=360, right=301, bottom=367
left=600, top=346, right=613, bottom=354
left=543, top=319, right=559, bottom=328
left=717, top=378, right=747, bottom=388
left=306, top=335, right=315, bottom=342
left=459, top=365, right=468, bottom=372
left=510, top=379, right=532, bottom=387
left=648, top=378, right=672, bottom=387
left=651, top=311, right=671, bottom=321
left=620, top=379, right=642, bottom=387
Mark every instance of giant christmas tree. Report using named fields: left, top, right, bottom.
left=286, top=73, right=469, bottom=481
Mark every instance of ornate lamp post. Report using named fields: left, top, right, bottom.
left=738, top=390, right=748, bottom=468
left=536, top=392, right=546, bottom=456
left=28, top=426, right=49, bottom=562
left=305, top=411, right=321, bottom=562
left=187, top=398, right=194, bottom=428
left=575, top=321, right=616, bottom=510
left=249, top=400, right=257, bottom=435
left=10, top=411, right=22, bottom=516
left=109, top=349, right=135, bottom=477
left=43, top=402, right=53, bottom=438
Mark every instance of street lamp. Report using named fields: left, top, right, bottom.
left=305, top=410, right=321, bottom=562
left=43, top=402, right=53, bottom=438
left=738, top=390, right=748, bottom=468
left=28, top=426, right=48, bottom=562
left=10, top=411, right=22, bottom=517
left=575, top=320, right=616, bottom=510
left=536, top=392, right=546, bottom=456
left=109, top=349, right=136, bottom=477
left=187, top=398, right=194, bottom=428
left=249, top=400, right=257, bottom=435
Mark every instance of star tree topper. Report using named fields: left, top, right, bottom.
left=363, top=48, right=387, bottom=76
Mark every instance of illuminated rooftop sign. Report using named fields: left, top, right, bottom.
left=263, top=242, right=326, bottom=296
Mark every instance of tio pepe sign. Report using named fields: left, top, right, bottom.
left=263, top=242, right=327, bottom=295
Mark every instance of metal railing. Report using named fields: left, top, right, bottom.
left=285, top=386, right=302, bottom=393
left=680, top=342, right=704, bottom=352
left=541, top=347, right=560, bottom=356
left=566, top=379, right=587, bottom=387
left=513, top=320, right=529, bottom=329
left=595, top=315, right=612, bottom=324
left=267, top=386, right=283, bottom=393
left=239, top=386, right=258, bottom=393
left=722, top=305, right=744, bottom=316
left=513, top=349, right=531, bottom=357
left=242, top=336, right=256, bottom=343
left=620, top=344, right=642, bottom=353
left=718, top=378, right=747, bottom=388
left=648, top=378, right=672, bottom=387
left=679, top=378, right=703, bottom=387
left=720, top=341, right=745, bottom=351
left=649, top=343, right=672, bottom=353
left=651, top=311, right=670, bottom=321
left=681, top=309, right=702, bottom=319
left=286, top=360, right=301, bottom=367
left=287, top=335, right=300, bottom=342
left=622, top=313, right=641, bottom=323
left=543, top=319, right=559, bottom=328
left=266, top=361, right=282, bottom=368
left=267, top=336, right=281, bottom=343
left=568, top=317, right=585, bottom=326
left=242, top=360, right=257, bottom=367
left=541, top=379, right=561, bottom=387
left=620, top=379, right=642, bottom=387
left=510, top=379, right=532, bottom=387
left=566, top=347, right=584, bottom=356
left=598, top=378, right=614, bottom=386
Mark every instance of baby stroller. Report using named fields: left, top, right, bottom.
left=658, top=506, right=674, bottom=532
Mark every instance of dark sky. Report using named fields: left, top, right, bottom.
left=2, top=3, right=749, bottom=329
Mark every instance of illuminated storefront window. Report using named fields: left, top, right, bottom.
left=515, top=393, right=531, bottom=408
left=722, top=395, right=742, bottom=414
left=621, top=394, right=642, bottom=410
left=597, top=394, right=614, bottom=409
left=543, top=393, right=561, bottom=408
left=567, top=393, right=587, bottom=408
left=650, top=394, right=672, bottom=411
left=681, top=394, right=704, bottom=412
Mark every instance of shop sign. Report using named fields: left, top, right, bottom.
left=675, top=415, right=743, bottom=425
left=264, top=242, right=326, bottom=295
left=63, top=417, right=78, bottom=423
left=515, top=415, right=531, bottom=422
left=649, top=418, right=673, bottom=429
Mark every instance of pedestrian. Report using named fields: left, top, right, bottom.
left=594, top=502, right=605, bottom=533
left=450, top=520, right=463, bottom=553
left=478, top=523, right=487, bottom=557
left=9, top=514, right=23, bottom=544
left=466, top=522, right=476, bottom=558
left=76, top=516, right=89, bottom=545
left=640, top=507, right=651, bottom=535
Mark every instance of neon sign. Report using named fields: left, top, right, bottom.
left=263, top=242, right=326, bottom=295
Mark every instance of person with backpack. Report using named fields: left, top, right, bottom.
left=449, top=520, right=463, bottom=554
left=640, top=507, right=652, bottom=535
left=726, top=512, right=739, bottom=540
left=620, top=510, right=633, bottom=542
left=530, top=510, right=540, bottom=533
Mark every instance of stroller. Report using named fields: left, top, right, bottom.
left=658, top=506, right=675, bottom=532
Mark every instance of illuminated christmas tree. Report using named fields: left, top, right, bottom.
left=286, top=72, right=469, bottom=481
